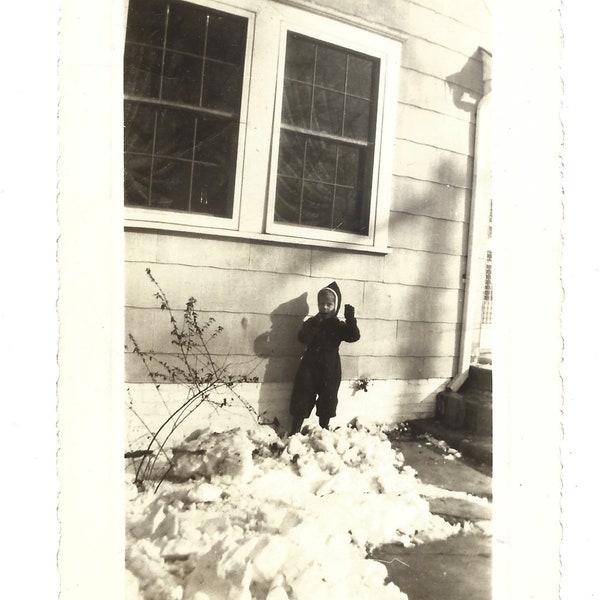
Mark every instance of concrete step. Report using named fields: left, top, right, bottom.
left=460, top=365, right=492, bottom=394
left=437, top=389, right=492, bottom=437
left=462, top=389, right=493, bottom=402
left=468, top=400, right=492, bottom=437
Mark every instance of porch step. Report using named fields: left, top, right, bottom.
left=435, top=366, right=493, bottom=436
left=461, top=365, right=492, bottom=394
left=436, top=390, right=492, bottom=436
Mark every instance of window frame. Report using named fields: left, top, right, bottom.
left=123, top=0, right=402, bottom=253
left=266, top=20, right=389, bottom=246
left=123, top=0, right=256, bottom=231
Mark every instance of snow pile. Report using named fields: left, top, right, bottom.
left=126, top=421, right=486, bottom=600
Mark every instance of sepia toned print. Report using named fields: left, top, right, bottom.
left=121, top=1, right=494, bottom=598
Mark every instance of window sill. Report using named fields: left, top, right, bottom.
left=124, top=217, right=392, bottom=255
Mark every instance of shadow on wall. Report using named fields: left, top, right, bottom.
left=445, top=50, right=484, bottom=113
left=445, top=50, right=483, bottom=158
left=254, top=293, right=309, bottom=432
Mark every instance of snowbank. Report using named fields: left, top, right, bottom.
left=126, top=421, right=489, bottom=600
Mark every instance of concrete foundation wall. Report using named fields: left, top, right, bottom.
left=125, top=378, right=447, bottom=448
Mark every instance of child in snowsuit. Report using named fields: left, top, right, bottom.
left=289, top=281, right=360, bottom=435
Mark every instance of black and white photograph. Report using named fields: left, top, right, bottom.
left=11, top=0, right=573, bottom=598
left=119, top=1, right=495, bottom=598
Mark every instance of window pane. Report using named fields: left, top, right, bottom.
left=285, top=35, right=315, bottom=83
left=193, top=117, right=237, bottom=217
left=314, top=45, right=346, bottom=92
left=125, top=103, right=155, bottom=207
left=161, top=51, right=203, bottom=105
left=312, top=88, right=343, bottom=135
left=125, top=153, right=152, bottom=206
left=275, top=176, right=303, bottom=224
left=194, top=117, right=236, bottom=165
left=282, top=81, right=312, bottom=128
left=126, top=0, right=166, bottom=46
left=124, top=44, right=162, bottom=98
left=149, top=157, right=193, bottom=211
left=277, top=130, right=305, bottom=178
left=202, top=60, right=243, bottom=112
left=166, top=2, right=207, bottom=56
left=304, top=138, right=337, bottom=183
left=333, top=187, right=366, bottom=234
left=343, top=96, right=371, bottom=140
left=124, top=102, right=156, bottom=155
left=154, top=108, right=196, bottom=160
left=336, top=145, right=360, bottom=187
left=300, top=181, right=334, bottom=228
left=191, top=164, right=231, bottom=217
left=347, top=55, right=375, bottom=99
left=206, top=13, right=247, bottom=65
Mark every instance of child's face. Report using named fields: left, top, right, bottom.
left=317, top=292, right=336, bottom=318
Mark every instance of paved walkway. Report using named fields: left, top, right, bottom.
left=371, top=431, right=493, bottom=600
left=373, top=534, right=492, bottom=600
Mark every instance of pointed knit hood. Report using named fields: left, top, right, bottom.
left=319, top=281, right=342, bottom=317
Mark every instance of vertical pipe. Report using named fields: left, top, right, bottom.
left=450, top=48, right=492, bottom=391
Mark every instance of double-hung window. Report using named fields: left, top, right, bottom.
left=123, top=0, right=402, bottom=251
left=124, top=0, right=251, bottom=226
left=270, top=32, right=379, bottom=241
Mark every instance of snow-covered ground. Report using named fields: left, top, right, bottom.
left=125, top=421, right=490, bottom=600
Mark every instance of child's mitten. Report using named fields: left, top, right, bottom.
left=344, top=304, right=355, bottom=320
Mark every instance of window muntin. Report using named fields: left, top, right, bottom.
left=274, top=32, right=380, bottom=235
left=123, top=0, right=248, bottom=218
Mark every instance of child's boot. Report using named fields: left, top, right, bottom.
left=319, top=416, right=330, bottom=430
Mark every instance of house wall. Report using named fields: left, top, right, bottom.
left=124, top=0, right=491, bottom=443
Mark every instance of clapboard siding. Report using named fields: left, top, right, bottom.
left=126, top=261, right=205, bottom=309
left=309, top=249, right=385, bottom=282
left=126, top=308, right=304, bottom=357
left=357, top=355, right=456, bottom=380
left=126, top=230, right=158, bottom=262
left=363, top=282, right=464, bottom=323
left=304, top=0, right=489, bottom=60
left=155, top=233, right=251, bottom=270
left=393, top=140, right=474, bottom=188
left=124, top=0, right=491, bottom=427
left=126, top=349, right=456, bottom=384
left=408, top=0, right=491, bottom=36
left=344, top=320, right=461, bottom=358
left=401, top=39, right=484, bottom=93
left=126, top=306, right=461, bottom=362
left=398, top=70, right=476, bottom=124
left=396, top=104, right=475, bottom=157
left=382, top=247, right=465, bottom=289
left=125, top=306, right=156, bottom=351
left=248, top=242, right=313, bottom=276
left=391, top=177, right=471, bottom=223
left=387, top=211, right=469, bottom=256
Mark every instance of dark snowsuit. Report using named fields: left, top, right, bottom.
left=290, top=312, right=360, bottom=419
